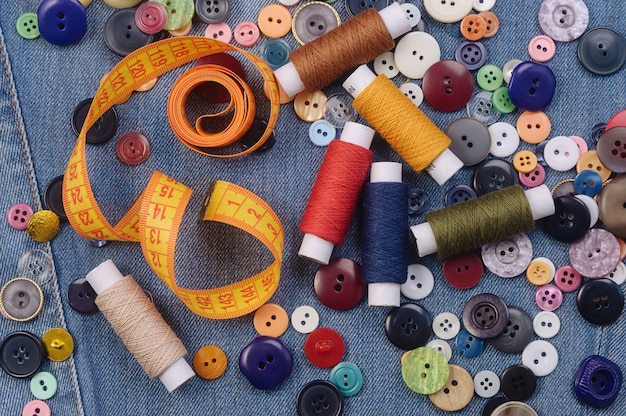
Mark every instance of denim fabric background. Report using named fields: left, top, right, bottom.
left=0, top=0, right=625, bottom=414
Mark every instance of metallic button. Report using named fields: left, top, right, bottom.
left=292, top=1, right=340, bottom=45
left=0, top=278, right=43, bottom=322
left=41, top=328, right=74, bottom=362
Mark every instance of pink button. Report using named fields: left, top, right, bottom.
left=205, top=22, right=232, bottom=43
left=135, top=2, right=168, bottom=34
left=7, top=203, right=34, bottom=230
left=554, top=265, right=583, bottom=292
left=22, top=400, right=51, bottom=416
left=518, top=162, right=546, bottom=187
left=569, top=135, right=588, bottom=155
left=528, top=35, right=556, bottom=62
left=535, top=284, right=563, bottom=311
left=234, top=21, right=260, bottom=47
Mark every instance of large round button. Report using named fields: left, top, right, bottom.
left=402, top=347, right=449, bottom=394
left=401, top=264, right=435, bottom=300
left=296, top=380, right=343, bottom=416
left=455, top=41, right=487, bottom=70
left=239, top=336, right=293, bottom=389
left=489, top=122, right=520, bottom=157
left=577, top=279, right=624, bottom=325
left=67, top=277, right=99, bottom=314
left=193, top=345, right=227, bottom=380
left=292, top=1, right=340, bottom=45
left=314, top=257, right=366, bottom=310
left=474, top=370, right=501, bottom=398
left=542, top=195, right=590, bottom=243
left=41, top=328, right=74, bottom=362
left=473, top=158, right=518, bottom=195
left=578, top=27, right=626, bottom=75
left=394, top=32, right=441, bottom=80
left=72, top=98, right=119, bottom=145
left=43, top=175, right=66, bottom=221
left=570, top=229, right=621, bottom=278
left=385, top=303, right=432, bottom=350
left=258, top=4, right=292, bottom=38
left=522, top=340, right=559, bottom=377
left=488, top=305, right=533, bottom=353
left=195, top=0, right=230, bottom=24
left=481, top=233, right=533, bottom=278
left=596, top=127, right=626, bottom=173
left=508, top=61, right=556, bottom=112
left=115, top=132, right=151, bottom=165
left=442, top=251, right=483, bottom=289
left=422, top=60, right=474, bottom=112
left=500, top=365, right=537, bottom=401
left=22, top=400, right=51, bottom=416
left=429, top=364, right=474, bottom=411
left=462, top=293, right=509, bottom=339
left=253, top=303, right=289, bottom=337
left=445, top=118, right=491, bottom=166
left=329, top=362, right=363, bottom=397
left=423, top=0, right=473, bottom=23
left=153, top=0, right=194, bottom=30
left=37, top=0, right=87, bottom=45
left=0, top=277, right=43, bottom=322
left=104, top=8, right=154, bottom=56
left=538, top=0, right=589, bottom=42
left=598, top=175, right=626, bottom=238
left=304, top=328, right=345, bottom=368
left=0, top=331, right=44, bottom=378
left=574, top=355, right=623, bottom=409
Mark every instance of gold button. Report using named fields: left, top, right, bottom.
left=253, top=303, right=289, bottom=337
left=27, top=210, right=60, bottom=243
left=428, top=364, right=474, bottom=411
left=193, top=345, right=228, bottom=380
left=293, top=90, right=327, bottom=122
left=42, top=328, right=75, bottom=361
left=576, top=150, right=612, bottom=182
left=526, top=257, right=555, bottom=286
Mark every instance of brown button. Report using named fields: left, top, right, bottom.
left=618, top=237, right=626, bottom=261
left=193, top=345, right=228, bottom=380
left=596, top=126, right=626, bottom=173
left=597, top=175, right=626, bottom=238
left=422, top=60, right=474, bottom=112
left=479, top=11, right=500, bottom=38
left=491, top=401, right=539, bottom=416
left=293, top=90, right=327, bottom=122
left=115, top=132, right=150, bottom=166
left=576, top=149, right=612, bottom=181
left=253, top=303, right=289, bottom=337
left=314, top=258, right=366, bottom=310
left=428, top=364, right=474, bottom=412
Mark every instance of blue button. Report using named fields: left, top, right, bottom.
left=508, top=61, right=556, bottom=112
left=591, top=122, right=607, bottom=145
left=261, top=39, right=291, bottom=70
left=104, top=8, right=154, bottom=57
left=535, top=140, right=548, bottom=167
left=37, top=0, right=87, bottom=45
left=455, top=328, right=484, bottom=358
left=473, top=159, right=518, bottom=196
left=574, top=355, right=623, bottom=409
left=308, top=120, right=336, bottom=146
left=239, top=336, right=293, bottom=390
left=445, top=184, right=477, bottom=206
left=574, top=170, right=603, bottom=197
left=408, top=188, right=429, bottom=215
left=329, top=362, right=363, bottom=397
left=345, top=0, right=389, bottom=17
left=454, top=41, right=487, bottom=71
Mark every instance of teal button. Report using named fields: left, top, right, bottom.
left=30, top=371, right=57, bottom=400
left=492, top=86, right=515, bottom=114
left=476, top=64, right=504, bottom=92
left=329, top=362, right=363, bottom=397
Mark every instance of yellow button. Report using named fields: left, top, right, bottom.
left=428, top=364, right=474, bottom=412
left=526, top=257, right=555, bottom=286
left=27, top=210, right=60, bottom=243
left=576, top=149, right=612, bottom=182
left=513, top=150, right=538, bottom=173
left=193, top=345, right=228, bottom=380
left=258, top=4, right=292, bottom=38
left=42, top=328, right=74, bottom=361
left=293, top=90, right=327, bottom=122
left=253, top=303, right=289, bottom=337
left=516, top=111, right=551, bottom=144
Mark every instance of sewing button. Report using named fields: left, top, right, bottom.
left=492, top=401, right=539, bottom=416
left=323, top=94, right=357, bottom=128
left=473, top=158, right=518, bottom=195
left=502, top=59, right=522, bottom=84
left=481, top=233, right=533, bottom=278
left=400, top=3, right=421, bottom=27
left=492, top=87, right=515, bottom=114
left=522, top=340, right=558, bottom=377
left=404, top=189, right=427, bottom=216
left=535, top=284, right=563, bottom=312
left=253, top=303, right=289, bottom=337
left=442, top=251, right=483, bottom=289
left=455, top=328, right=484, bottom=357
left=578, top=27, right=626, bottom=75
left=204, top=22, right=232, bottom=43
left=239, top=118, right=276, bottom=152
left=27, top=210, right=60, bottom=243
left=577, top=279, right=624, bottom=325
left=445, top=184, right=476, bottom=206
left=194, top=0, right=230, bottom=24
left=0, top=331, right=44, bottom=378
left=429, top=364, right=474, bottom=411
left=538, top=0, right=589, bottom=42
left=489, top=122, right=519, bottom=157
left=345, top=0, right=388, bottom=17
left=519, top=164, right=546, bottom=188
left=482, top=396, right=510, bottom=416
left=423, top=60, right=474, bottom=112
left=552, top=179, right=576, bottom=198
left=574, top=355, right=623, bottom=409
left=570, top=135, right=588, bottom=154
left=576, top=194, right=599, bottom=228
left=385, top=303, right=432, bottom=350
left=476, top=64, right=503, bottom=92
left=533, top=310, right=560, bottom=338
left=605, top=262, right=626, bottom=285
left=43, top=175, right=66, bottom=221
left=591, top=122, right=607, bottom=146
left=16, top=250, right=53, bottom=285
left=239, top=336, right=293, bottom=389
left=489, top=305, right=532, bottom=353
left=394, top=32, right=441, bottom=80
left=296, top=380, right=343, bottom=416
left=542, top=195, right=590, bottom=243
left=512, top=150, right=538, bottom=174
left=7, top=203, right=34, bottom=230
left=432, top=312, right=461, bottom=340
left=607, top=109, right=626, bottom=130
left=500, top=365, right=536, bottom=401
left=30, top=371, right=57, bottom=400
left=304, top=328, right=345, bottom=368
left=554, top=265, right=583, bottom=293
left=22, top=400, right=51, bottom=416
left=0, top=278, right=43, bottom=322
left=294, top=90, right=327, bottom=122
left=479, top=11, right=499, bottom=37
left=41, top=328, right=74, bottom=362
left=258, top=4, right=292, bottom=38
left=168, top=20, right=192, bottom=36
left=104, top=8, right=154, bottom=56
left=193, top=345, right=227, bottom=380
left=373, top=52, right=399, bottom=78
left=308, top=120, right=336, bottom=146
left=16, top=12, right=40, bottom=40
left=460, top=14, right=486, bottom=41
left=574, top=170, right=603, bottom=197
left=291, top=305, right=319, bottom=334
left=292, top=1, right=339, bottom=45
left=445, top=118, right=490, bottom=166
left=596, top=127, right=626, bottom=173
left=516, top=111, right=551, bottom=144
left=71, top=98, right=119, bottom=145
left=423, top=0, right=473, bottom=23
left=474, top=370, right=500, bottom=398
left=462, top=293, right=508, bottom=339
left=426, top=339, right=452, bottom=361
left=570, top=229, right=621, bottom=278
left=526, top=257, right=555, bottom=286
left=467, top=91, right=500, bottom=125
left=261, top=39, right=291, bottom=69
left=153, top=0, right=194, bottom=30
left=473, top=0, right=495, bottom=11
left=598, top=175, right=626, bottom=238
left=401, top=264, right=435, bottom=300
left=115, top=132, right=150, bottom=166
left=67, top=278, right=98, bottom=314
left=234, top=21, right=260, bottom=47
left=329, top=362, right=363, bottom=397
left=314, top=257, right=365, bottom=310
left=528, top=35, right=556, bottom=62
left=544, top=135, right=580, bottom=171
left=134, top=2, right=167, bottom=34
left=402, top=347, right=449, bottom=394
left=37, top=0, right=87, bottom=45
left=508, top=61, right=556, bottom=111
left=399, top=83, right=424, bottom=107
left=455, top=41, right=487, bottom=71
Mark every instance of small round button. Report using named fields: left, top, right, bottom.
left=479, top=11, right=499, bottom=37
left=401, top=264, right=435, bottom=300
left=323, top=93, right=357, bottom=128
left=474, top=370, right=501, bottom=398
left=481, top=233, right=533, bottom=278
left=423, top=0, right=474, bottom=23
left=394, top=32, right=441, bottom=80
left=314, top=257, right=366, bottom=310
left=292, top=1, right=340, bottom=45
left=460, top=14, right=486, bottom=41
left=544, top=135, right=580, bottom=171
left=67, top=277, right=99, bottom=314
left=261, top=39, right=291, bottom=69
left=477, top=64, right=504, bottom=92
left=574, top=170, right=603, bottom=196
left=258, top=4, right=292, bottom=38
left=16, top=12, right=40, bottom=40
left=516, top=111, right=551, bottom=144
left=455, top=41, right=487, bottom=71
left=7, top=203, right=34, bottom=230
left=41, top=328, right=74, bottom=362
left=294, top=90, right=327, bottom=122
left=570, top=229, right=621, bottom=278
left=0, top=277, right=43, bottom=322
left=578, top=27, right=626, bottom=75
left=329, top=362, right=363, bottom=397
left=489, top=122, right=520, bottom=157
left=234, top=21, right=260, bottom=47
left=492, top=87, right=515, bottom=114
left=385, top=303, right=432, bottom=350
left=462, top=293, right=509, bottom=339
left=605, top=262, right=626, bottom=285
left=296, top=380, right=343, bottom=416
left=467, top=91, right=500, bottom=125
left=455, top=328, right=484, bottom=358
left=522, top=340, right=559, bottom=377
left=533, top=310, right=560, bottom=338
left=526, top=257, right=555, bottom=286
left=30, top=371, right=58, bottom=400
left=554, top=264, right=583, bottom=292
left=195, top=0, right=230, bottom=24
left=570, top=135, right=589, bottom=154
left=574, top=355, right=623, bottom=409
left=0, top=331, right=44, bottom=378
left=193, top=345, right=228, bottom=380
left=445, top=184, right=477, bottom=206
left=72, top=98, right=119, bottom=145
left=423, top=60, right=474, bottom=112
left=104, top=8, right=154, bottom=56
left=426, top=339, right=452, bottom=361
left=535, top=284, right=563, bottom=312
left=508, top=61, right=556, bottom=111
left=373, top=51, right=400, bottom=78
left=488, top=305, right=533, bottom=354
left=513, top=150, right=538, bottom=174
left=253, top=303, right=289, bottom=337
left=204, top=22, right=232, bottom=43
left=503, top=59, right=522, bottom=84
left=445, top=118, right=491, bottom=166
left=429, top=364, right=474, bottom=411
left=37, top=0, right=87, bottom=45
left=115, top=132, right=151, bottom=166
left=291, top=305, right=319, bottom=334
left=304, top=328, right=345, bottom=368
left=16, top=250, right=53, bottom=285
left=402, top=347, right=449, bottom=394
left=134, top=2, right=168, bottom=34
left=519, top=164, right=546, bottom=188
left=596, top=127, right=626, bottom=173
left=473, top=158, right=518, bottom=195
left=577, top=279, right=624, bottom=325
left=528, top=35, right=556, bottom=62
left=22, top=400, right=51, bottom=416
left=538, top=0, right=589, bottom=42
left=542, top=195, right=591, bottom=243
left=442, top=251, right=483, bottom=289
left=399, top=83, right=424, bottom=107
left=432, top=312, right=461, bottom=340
left=408, top=188, right=429, bottom=215
left=500, top=365, right=537, bottom=401
left=239, top=336, right=293, bottom=389
left=308, top=120, right=336, bottom=146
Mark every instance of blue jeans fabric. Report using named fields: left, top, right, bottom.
left=1, top=0, right=625, bottom=414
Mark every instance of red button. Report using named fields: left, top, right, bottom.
left=442, top=251, right=483, bottom=289
left=192, top=53, right=245, bottom=103
left=422, top=60, right=474, bottom=112
left=314, top=258, right=366, bottom=311
left=115, top=132, right=150, bottom=165
left=304, top=327, right=345, bottom=368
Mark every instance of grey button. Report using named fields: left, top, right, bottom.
left=0, top=278, right=43, bottom=322
left=445, top=118, right=491, bottom=166
left=578, top=27, right=626, bottom=76
left=467, top=91, right=500, bottom=125
left=538, top=0, right=589, bottom=42
left=596, top=126, right=626, bottom=173
left=481, top=234, right=533, bottom=278
left=489, top=306, right=533, bottom=353
left=293, top=2, right=340, bottom=45
left=195, top=0, right=230, bottom=24
left=104, top=9, right=154, bottom=57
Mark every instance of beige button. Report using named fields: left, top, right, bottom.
left=428, top=364, right=474, bottom=412
left=135, top=77, right=158, bottom=93
left=597, top=175, right=626, bottom=238
left=576, top=149, right=612, bottom=182
left=42, top=328, right=74, bottom=362
left=293, top=90, right=327, bottom=121
left=491, top=401, right=538, bottom=416
left=253, top=303, right=289, bottom=337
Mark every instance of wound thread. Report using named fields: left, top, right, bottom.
left=95, top=275, right=188, bottom=379
left=290, top=8, right=394, bottom=91
left=426, top=185, right=535, bottom=259
left=352, top=75, right=451, bottom=172
left=300, top=139, right=373, bottom=245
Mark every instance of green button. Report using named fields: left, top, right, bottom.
left=30, top=371, right=57, bottom=400
left=402, top=347, right=449, bottom=394
left=492, top=86, right=516, bottom=114
left=477, top=64, right=504, bottom=92
left=329, top=362, right=363, bottom=397
left=153, top=0, right=195, bottom=31
left=16, top=12, right=40, bottom=40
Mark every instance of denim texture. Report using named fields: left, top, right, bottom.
left=0, top=0, right=625, bottom=414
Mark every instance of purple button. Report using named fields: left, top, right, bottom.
left=535, top=284, right=563, bottom=311
left=7, top=203, right=34, bottom=230
left=554, top=265, right=583, bottom=293
left=518, top=163, right=546, bottom=188
left=67, top=278, right=99, bottom=314
left=570, top=229, right=621, bottom=278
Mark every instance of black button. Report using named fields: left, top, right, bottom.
left=462, top=293, right=509, bottom=339
left=488, top=306, right=533, bottom=353
left=195, top=0, right=230, bottom=24
left=296, top=380, right=344, bottom=416
left=239, top=118, right=276, bottom=152
left=473, top=159, right=518, bottom=196
left=345, top=0, right=388, bottom=17
left=104, top=8, right=154, bottom=57
left=482, top=395, right=509, bottom=416
left=542, top=195, right=591, bottom=243
left=500, top=364, right=537, bottom=401
left=71, top=98, right=119, bottom=145
left=577, top=279, right=624, bottom=325
left=68, top=278, right=99, bottom=314
left=578, top=27, right=626, bottom=76
left=44, top=175, right=67, bottom=221
left=384, top=303, right=432, bottom=350
left=0, top=331, right=45, bottom=378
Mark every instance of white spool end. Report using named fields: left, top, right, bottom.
left=299, top=234, right=334, bottom=265
left=378, top=2, right=413, bottom=39
left=86, top=259, right=124, bottom=294
left=368, top=282, right=400, bottom=307
left=371, top=161, right=402, bottom=183
left=343, top=65, right=376, bottom=99
left=274, top=62, right=306, bottom=98
left=524, top=185, right=555, bottom=220
left=340, top=122, right=374, bottom=149
left=426, top=149, right=464, bottom=186
left=159, top=357, right=196, bottom=393
left=411, top=222, right=438, bottom=257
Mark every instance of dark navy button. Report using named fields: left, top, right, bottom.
left=574, top=170, right=603, bottom=197
left=345, top=0, right=389, bottom=17
left=314, top=258, right=365, bottom=311
left=455, top=328, right=484, bottom=358
left=591, top=122, right=607, bottom=145
left=442, top=251, right=483, bottom=289
left=422, top=60, right=474, bottom=112
left=482, top=396, right=509, bottom=416
left=239, top=336, right=293, bottom=390
left=193, top=53, right=245, bottom=103
left=104, top=8, right=154, bottom=57
left=195, top=0, right=230, bottom=24
left=67, top=278, right=99, bottom=314
left=37, top=0, right=87, bottom=45
left=239, top=118, right=276, bottom=152
left=304, top=328, right=345, bottom=368
left=454, top=41, right=487, bottom=71
left=261, top=39, right=291, bottom=70
left=500, top=365, right=537, bottom=401
left=385, top=303, right=432, bottom=350
left=44, top=175, right=67, bottom=221
left=541, top=195, right=591, bottom=243
left=445, top=184, right=477, bottom=206
left=0, top=331, right=45, bottom=378
left=535, top=140, right=548, bottom=167
left=574, top=355, right=623, bottom=409
left=297, top=380, right=344, bottom=416
left=462, top=293, right=509, bottom=339
left=473, top=159, right=518, bottom=196
left=488, top=306, right=533, bottom=353
left=578, top=27, right=626, bottom=75
left=508, top=61, right=556, bottom=112
left=577, top=279, right=624, bottom=325
left=445, top=118, right=491, bottom=166
left=71, top=98, right=118, bottom=145
left=408, top=188, right=429, bottom=215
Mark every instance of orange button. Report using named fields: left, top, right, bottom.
left=253, top=303, right=289, bottom=337
left=516, top=111, right=551, bottom=144
left=193, top=345, right=228, bottom=380
left=526, top=257, right=555, bottom=286
left=460, top=14, right=487, bottom=41
left=294, top=90, right=327, bottom=121
left=617, top=237, right=626, bottom=261
left=258, top=4, right=292, bottom=38
left=479, top=11, right=499, bottom=38
left=428, top=364, right=474, bottom=412
left=513, top=150, right=538, bottom=173
left=576, top=149, right=612, bottom=182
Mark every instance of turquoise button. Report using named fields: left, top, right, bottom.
left=30, top=371, right=57, bottom=400
left=329, top=362, right=363, bottom=397
left=261, top=39, right=291, bottom=70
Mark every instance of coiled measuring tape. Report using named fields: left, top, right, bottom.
left=62, top=37, right=283, bottom=319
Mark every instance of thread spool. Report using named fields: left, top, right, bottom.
left=362, top=162, right=409, bottom=307
left=86, top=260, right=195, bottom=392
left=343, top=65, right=464, bottom=185
left=274, top=3, right=413, bottom=98
left=412, top=185, right=556, bottom=259
left=299, top=122, right=375, bottom=264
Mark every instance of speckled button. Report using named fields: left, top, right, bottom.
left=323, top=93, right=357, bottom=128
left=544, top=135, right=580, bottom=171
left=533, top=310, right=560, bottom=338
left=577, top=279, right=624, bottom=325
left=455, top=327, right=484, bottom=357
left=294, top=90, right=327, bottom=122
left=598, top=175, right=626, bottom=238
left=517, top=111, right=551, bottom=144
left=528, top=35, right=556, bottom=62
left=0, top=331, right=44, bottom=378
left=0, top=278, right=43, bottom=322
left=423, top=0, right=473, bottom=23
left=399, top=83, right=424, bottom=107
left=258, top=4, right=292, bottom=38
left=314, top=257, right=366, bottom=310
left=474, top=370, right=500, bottom=398
left=462, top=293, right=509, bottom=339
left=500, top=365, right=537, bottom=401
left=432, top=312, right=461, bottom=340
left=473, top=158, right=519, bottom=196
left=329, top=362, right=363, bottom=397
left=402, top=347, right=449, bottom=394
left=481, top=234, right=533, bottom=278
left=423, top=60, right=474, bottom=112
left=578, top=27, right=626, bottom=75
left=37, top=0, right=87, bottom=45
left=554, top=265, right=583, bottom=292
left=291, top=305, right=319, bottom=334
left=570, top=228, right=621, bottom=278
left=467, top=91, right=500, bottom=125
left=394, top=32, right=441, bottom=79
left=519, top=164, right=546, bottom=188
left=115, top=132, right=150, bottom=165
left=442, top=251, right=483, bottom=289
left=304, top=328, right=345, bottom=368
left=455, top=41, right=487, bottom=70
left=526, top=257, right=555, bottom=286
left=253, top=303, right=289, bottom=337
left=7, top=203, right=34, bottom=231
left=535, top=284, right=563, bottom=311
left=104, top=8, right=154, bottom=56
left=542, top=195, right=590, bottom=243
left=538, top=0, right=589, bottom=42
left=296, top=380, right=343, bottom=416
left=445, top=184, right=477, bottom=206
left=508, top=61, right=556, bottom=111
left=373, top=51, right=399, bottom=78
left=72, top=98, right=118, bottom=145
left=153, top=0, right=194, bottom=30
left=401, top=264, right=435, bottom=300
left=488, top=305, right=533, bottom=354
left=596, top=127, right=626, bottom=173
left=445, top=118, right=491, bottom=166
left=195, top=0, right=230, bottom=24
left=489, top=122, right=520, bottom=157
left=22, top=400, right=51, bottom=416
left=429, top=364, right=474, bottom=411
left=385, top=303, right=432, bottom=350
left=292, top=1, right=340, bottom=45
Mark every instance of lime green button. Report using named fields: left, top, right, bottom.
left=402, top=347, right=449, bottom=394
left=30, top=371, right=57, bottom=400
left=153, top=0, right=194, bottom=31
left=477, top=64, right=504, bottom=92
left=16, top=13, right=40, bottom=40
left=492, top=86, right=516, bottom=114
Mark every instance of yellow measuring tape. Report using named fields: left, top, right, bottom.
left=62, top=37, right=283, bottom=319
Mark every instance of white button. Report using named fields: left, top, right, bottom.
left=473, top=0, right=496, bottom=12
left=481, top=233, right=533, bottom=278
left=373, top=52, right=399, bottom=78
left=394, top=32, right=441, bottom=79
left=291, top=305, right=319, bottom=333
left=489, top=122, right=520, bottom=157
left=533, top=311, right=561, bottom=338
left=538, top=0, right=589, bottom=42
left=502, top=59, right=522, bottom=84
left=426, top=339, right=452, bottom=361
left=574, top=194, right=599, bottom=227
left=423, top=0, right=473, bottom=23
left=529, top=257, right=556, bottom=283
left=604, top=262, right=626, bottom=285
left=432, top=312, right=461, bottom=340
left=521, top=340, right=559, bottom=377
left=399, top=82, right=424, bottom=107
left=278, top=0, right=301, bottom=6
left=473, top=370, right=500, bottom=398
left=400, top=3, right=421, bottom=27
left=401, top=264, right=434, bottom=300
left=543, top=135, right=580, bottom=171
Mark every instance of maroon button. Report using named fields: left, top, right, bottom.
left=193, top=53, right=245, bottom=103
left=422, top=60, right=474, bottom=112
left=115, top=132, right=151, bottom=165
left=304, top=327, right=345, bottom=368
left=314, top=258, right=366, bottom=310
left=442, top=251, right=483, bottom=289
